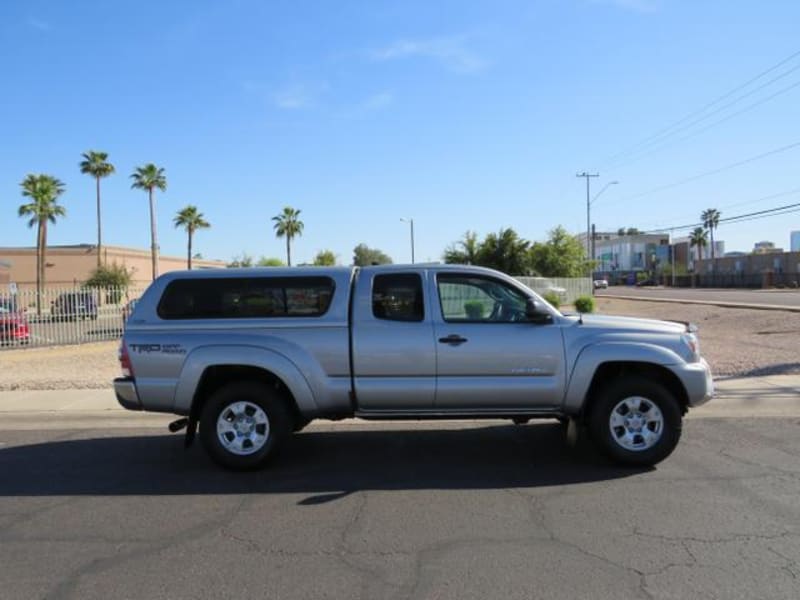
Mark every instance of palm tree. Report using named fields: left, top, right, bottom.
left=701, top=208, right=721, bottom=263
left=130, top=164, right=167, bottom=280
left=689, top=227, right=708, bottom=265
left=444, top=230, right=480, bottom=265
left=272, top=206, right=304, bottom=266
left=79, top=151, right=115, bottom=267
left=173, top=205, right=210, bottom=270
left=476, top=228, right=531, bottom=275
left=17, top=175, right=67, bottom=314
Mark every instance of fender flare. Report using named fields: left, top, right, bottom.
left=172, top=345, right=319, bottom=415
left=563, top=342, right=684, bottom=414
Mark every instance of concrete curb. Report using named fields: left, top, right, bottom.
left=599, top=294, right=800, bottom=312
left=0, top=378, right=797, bottom=423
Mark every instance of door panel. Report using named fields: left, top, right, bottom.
left=433, top=274, right=565, bottom=409
left=352, top=271, right=436, bottom=410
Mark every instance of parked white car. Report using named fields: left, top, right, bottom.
left=593, top=279, right=609, bottom=290
left=527, top=277, right=568, bottom=301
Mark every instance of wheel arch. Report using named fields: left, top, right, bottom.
left=579, top=361, right=689, bottom=422
left=563, top=342, right=690, bottom=417
left=173, top=345, right=319, bottom=425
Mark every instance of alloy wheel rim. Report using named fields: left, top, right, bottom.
left=608, top=396, right=664, bottom=452
left=216, top=401, right=270, bottom=456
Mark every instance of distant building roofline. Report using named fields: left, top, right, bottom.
left=0, top=244, right=225, bottom=264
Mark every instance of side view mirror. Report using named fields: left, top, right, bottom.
left=525, top=298, right=543, bottom=319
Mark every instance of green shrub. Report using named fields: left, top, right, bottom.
left=542, top=292, right=561, bottom=309
left=84, top=263, right=133, bottom=303
left=464, top=301, right=485, bottom=319
left=574, top=295, right=595, bottom=314
left=635, top=271, right=650, bottom=284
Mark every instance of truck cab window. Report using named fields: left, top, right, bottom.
left=437, top=274, right=528, bottom=323
left=372, top=273, right=424, bottom=322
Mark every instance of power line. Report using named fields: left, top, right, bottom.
left=598, top=47, right=800, bottom=167
left=724, top=206, right=800, bottom=226
left=645, top=200, right=800, bottom=233
left=611, top=140, right=800, bottom=204
left=635, top=187, right=800, bottom=230
left=605, top=74, right=800, bottom=171
left=717, top=186, right=800, bottom=212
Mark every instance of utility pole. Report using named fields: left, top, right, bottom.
left=670, top=235, right=676, bottom=288
left=400, top=218, right=415, bottom=264
left=576, top=172, right=599, bottom=263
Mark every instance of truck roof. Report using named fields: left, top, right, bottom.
left=155, top=263, right=511, bottom=282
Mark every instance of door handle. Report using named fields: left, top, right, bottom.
left=438, top=334, right=468, bottom=346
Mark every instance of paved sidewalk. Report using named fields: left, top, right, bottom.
left=693, top=374, right=800, bottom=417
left=0, top=375, right=797, bottom=430
left=0, top=388, right=171, bottom=430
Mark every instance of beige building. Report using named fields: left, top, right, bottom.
left=0, top=244, right=226, bottom=291
left=0, top=260, right=10, bottom=286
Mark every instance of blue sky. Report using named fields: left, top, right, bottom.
left=2, top=0, right=800, bottom=264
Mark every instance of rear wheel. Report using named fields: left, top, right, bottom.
left=589, top=377, right=682, bottom=467
left=199, top=381, right=292, bottom=470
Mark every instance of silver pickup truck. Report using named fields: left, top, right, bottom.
left=115, top=265, right=713, bottom=469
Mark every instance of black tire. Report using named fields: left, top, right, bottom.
left=293, top=417, right=312, bottom=432
left=588, top=376, right=682, bottom=467
left=199, top=381, right=293, bottom=470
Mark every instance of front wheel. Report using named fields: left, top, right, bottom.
left=589, top=377, right=682, bottom=467
left=199, top=381, right=292, bottom=470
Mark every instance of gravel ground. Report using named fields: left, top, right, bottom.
left=1, top=299, right=798, bottom=390
left=0, top=341, right=118, bottom=391
left=593, top=298, right=800, bottom=378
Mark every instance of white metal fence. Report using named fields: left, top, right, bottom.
left=1, top=286, right=145, bottom=350
left=515, top=277, right=593, bottom=305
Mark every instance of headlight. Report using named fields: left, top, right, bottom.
left=681, top=332, right=699, bottom=358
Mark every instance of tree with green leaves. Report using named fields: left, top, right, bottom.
left=17, top=174, right=67, bottom=314
left=84, top=262, right=133, bottom=288
left=227, top=253, right=254, bottom=268
left=173, top=205, right=210, bottom=270
left=529, top=226, right=593, bottom=277
left=130, top=164, right=167, bottom=280
left=257, top=257, right=284, bottom=267
left=353, top=244, right=392, bottom=266
left=443, top=230, right=480, bottom=264
left=79, top=150, right=115, bottom=267
left=476, top=228, right=531, bottom=275
left=701, top=208, right=721, bottom=262
left=689, top=227, right=708, bottom=265
left=84, top=262, right=133, bottom=303
left=313, top=249, right=337, bottom=266
left=272, top=206, right=304, bottom=266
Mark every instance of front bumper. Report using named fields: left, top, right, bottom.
left=670, top=358, right=714, bottom=408
left=114, top=377, right=142, bottom=411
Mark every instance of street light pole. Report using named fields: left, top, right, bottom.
left=587, top=179, right=620, bottom=266
left=577, top=172, right=599, bottom=260
left=401, top=218, right=415, bottom=264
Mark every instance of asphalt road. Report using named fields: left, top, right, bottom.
left=2, top=417, right=799, bottom=599
left=597, top=286, right=800, bottom=308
